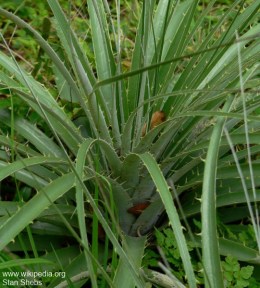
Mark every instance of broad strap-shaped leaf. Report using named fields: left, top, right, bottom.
left=139, top=152, right=197, bottom=288
left=201, top=97, right=234, bottom=287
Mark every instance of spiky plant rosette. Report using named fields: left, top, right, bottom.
left=0, top=0, right=260, bottom=287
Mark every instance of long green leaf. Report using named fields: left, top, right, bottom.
left=139, top=152, right=197, bottom=288
left=201, top=97, right=234, bottom=287
left=75, top=139, right=98, bottom=288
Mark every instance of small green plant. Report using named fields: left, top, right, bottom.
left=143, top=227, right=259, bottom=287
left=222, top=255, right=254, bottom=288
left=143, top=228, right=192, bottom=282
left=144, top=227, right=204, bottom=285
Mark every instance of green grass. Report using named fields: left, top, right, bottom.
left=0, top=0, right=260, bottom=287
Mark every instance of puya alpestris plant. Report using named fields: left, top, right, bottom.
left=0, top=0, right=260, bottom=287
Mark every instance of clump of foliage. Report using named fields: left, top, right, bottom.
left=143, top=228, right=197, bottom=284
left=0, top=0, right=260, bottom=287
left=143, top=227, right=259, bottom=287
left=222, top=255, right=254, bottom=288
